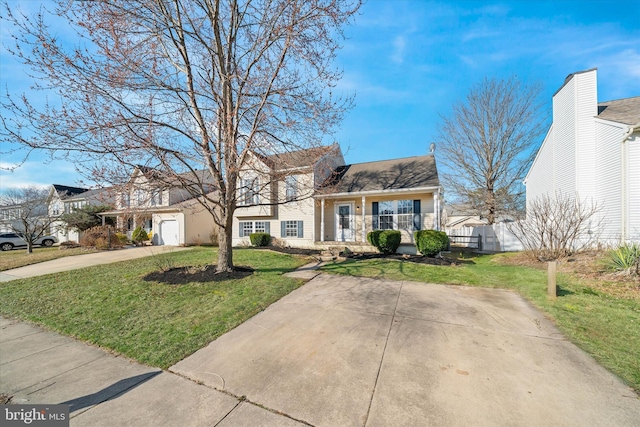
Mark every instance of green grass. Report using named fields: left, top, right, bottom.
left=0, top=246, right=98, bottom=271
left=321, top=253, right=640, bottom=392
left=0, top=247, right=309, bottom=368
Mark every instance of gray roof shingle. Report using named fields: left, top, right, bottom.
left=322, top=155, right=439, bottom=194
left=597, top=96, right=640, bottom=125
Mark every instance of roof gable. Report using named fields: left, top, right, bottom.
left=323, top=155, right=439, bottom=194
left=256, top=145, right=338, bottom=170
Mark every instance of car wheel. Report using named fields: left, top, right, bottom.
left=1, top=242, right=14, bottom=251
left=42, top=239, right=54, bottom=247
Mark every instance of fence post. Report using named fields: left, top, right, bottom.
left=477, top=234, right=483, bottom=251
left=548, top=261, right=557, bottom=299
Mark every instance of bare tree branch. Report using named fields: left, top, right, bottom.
left=434, top=76, right=546, bottom=223
left=0, top=0, right=360, bottom=271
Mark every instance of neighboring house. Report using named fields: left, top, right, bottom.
left=443, top=210, right=489, bottom=232
left=233, top=144, right=443, bottom=252
left=524, top=68, right=640, bottom=243
left=100, top=166, right=217, bottom=246
left=47, top=184, right=115, bottom=243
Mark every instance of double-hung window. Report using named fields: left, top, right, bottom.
left=373, top=200, right=420, bottom=231
left=285, top=175, right=298, bottom=202
left=240, top=178, right=259, bottom=205
left=239, top=221, right=270, bottom=237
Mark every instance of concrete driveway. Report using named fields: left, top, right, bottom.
left=0, top=246, right=191, bottom=282
left=171, top=273, right=640, bottom=427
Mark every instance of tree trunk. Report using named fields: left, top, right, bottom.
left=216, top=219, right=234, bottom=273
left=26, top=241, right=33, bottom=254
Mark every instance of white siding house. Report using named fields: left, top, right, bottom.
left=232, top=144, right=443, bottom=253
left=524, top=68, right=640, bottom=243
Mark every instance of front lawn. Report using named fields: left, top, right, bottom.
left=0, top=248, right=309, bottom=368
left=321, top=253, right=640, bottom=393
left=0, top=246, right=98, bottom=271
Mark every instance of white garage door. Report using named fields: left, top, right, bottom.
left=159, top=220, right=179, bottom=246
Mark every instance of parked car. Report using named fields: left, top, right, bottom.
left=0, top=233, right=58, bottom=251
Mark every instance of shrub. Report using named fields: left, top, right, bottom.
left=80, top=226, right=123, bottom=249
left=367, top=230, right=401, bottom=254
left=249, top=232, right=271, bottom=247
left=606, top=243, right=640, bottom=276
left=132, top=227, right=149, bottom=245
left=415, top=230, right=449, bottom=257
left=367, top=230, right=383, bottom=248
left=59, top=240, right=80, bottom=250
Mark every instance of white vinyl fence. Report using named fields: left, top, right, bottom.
left=446, top=222, right=524, bottom=252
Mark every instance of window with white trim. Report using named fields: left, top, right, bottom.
left=285, top=175, right=298, bottom=202
left=239, top=178, right=260, bottom=205
left=242, top=222, right=253, bottom=237
left=285, top=221, right=298, bottom=237
left=239, top=221, right=270, bottom=237
left=373, top=200, right=415, bottom=231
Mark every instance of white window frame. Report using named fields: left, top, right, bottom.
left=375, top=200, right=413, bottom=231
left=285, top=220, right=299, bottom=237
left=285, top=175, right=298, bottom=202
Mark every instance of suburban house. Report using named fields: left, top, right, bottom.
left=47, top=185, right=115, bottom=243
left=233, top=144, right=443, bottom=252
left=100, top=166, right=217, bottom=246
left=524, top=68, right=640, bottom=243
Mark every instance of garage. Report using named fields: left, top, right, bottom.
left=158, top=220, right=179, bottom=246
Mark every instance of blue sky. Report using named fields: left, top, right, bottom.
left=1, top=0, right=639, bottom=190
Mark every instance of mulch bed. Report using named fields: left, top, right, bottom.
left=143, top=265, right=254, bottom=285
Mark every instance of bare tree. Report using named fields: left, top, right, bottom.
left=0, top=187, right=56, bottom=253
left=507, top=192, right=602, bottom=261
left=1, top=0, right=360, bottom=272
left=433, top=76, right=546, bottom=224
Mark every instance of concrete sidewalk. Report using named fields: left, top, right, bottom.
left=0, top=317, right=306, bottom=426
left=0, top=246, right=191, bottom=282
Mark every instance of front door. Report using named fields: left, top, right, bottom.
left=335, top=203, right=354, bottom=242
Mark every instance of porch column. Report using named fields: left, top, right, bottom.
left=320, top=198, right=325, bottom=242
left=362, top=195, right=366, bottom=242
left=434, top=190, right=440, bottom=231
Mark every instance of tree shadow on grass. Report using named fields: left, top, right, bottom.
left=143, top=265, right=254, bottom=285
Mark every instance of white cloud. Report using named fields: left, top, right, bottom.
left=391, top=36, right=406, bottom=64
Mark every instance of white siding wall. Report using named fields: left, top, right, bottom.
left=552, top=76, right=577, bottom=198
left=575, top=71, right=597, bottom=200
left=595, top=121, right=624, bottom=242
left=628, top=134, right=640, bottom=241
left=525, top=128, right=555, bottom=206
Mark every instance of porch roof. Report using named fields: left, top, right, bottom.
left=318, top=154, right=439, bottom=197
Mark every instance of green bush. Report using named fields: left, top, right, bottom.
left=132, top=227, right=149, bottom=245
left=367, top=230, right=401, bottom=254
left=367, top=230, right=383, bottom=248
left=249, top=232, right=271, bottom=247
left=606, top=243, right=640, bottom=276
left=414, top=230, right=449, bottom=257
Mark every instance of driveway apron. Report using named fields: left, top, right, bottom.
left=171, top=273, right=640, bottom=427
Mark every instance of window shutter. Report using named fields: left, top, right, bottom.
left=239, top=222, right=245, bottom=237
left=372, top=202, right=379, bottom=230
left=281, top=221, right=286, bottom=238
left=297, top=221, right=304, bottom=238
left=413, top=200, right=421, bottom=231
left=265, top=222, right=270, bottom=235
